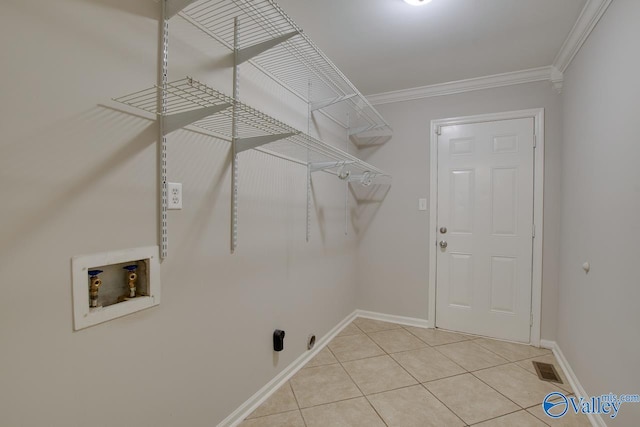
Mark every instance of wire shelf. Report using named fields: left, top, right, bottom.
left=176, top=0, right=392, bottom=138
left=114, top=77, right=389, bottom=180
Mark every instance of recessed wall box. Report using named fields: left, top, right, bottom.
left=71, top=246, right=161, bottom=330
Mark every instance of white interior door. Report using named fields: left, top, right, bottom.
left=435, top=118, right=535, bottom=343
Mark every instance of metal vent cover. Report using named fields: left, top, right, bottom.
left=532, top=361, right=563, bottom=384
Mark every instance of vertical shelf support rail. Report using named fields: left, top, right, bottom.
left=159, top=0, right=170, bottom=259
left=229, top=16, right=309, bottom=252
left=231, top=17, right=240, bottom=254
left=306, top=164, right=312, bottom=242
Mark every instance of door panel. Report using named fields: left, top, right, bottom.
left=450, top=170, right=474, bottom=233
left=491, top=167, right=518, bottom=235
left=436, top=118, right=534, bottom=343
left=449, top=253, right=473, bottom=308
left=489, top=256, right=517, bottom=313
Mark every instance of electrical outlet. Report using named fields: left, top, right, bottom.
left=168, top=183, right=183, bottom=210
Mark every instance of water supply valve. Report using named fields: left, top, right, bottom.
left=88, top=270, right=103, bottom=308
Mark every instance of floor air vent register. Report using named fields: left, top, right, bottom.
left=532, top=361, right=563, bottom=384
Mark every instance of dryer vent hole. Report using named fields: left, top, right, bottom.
left=307, top=334, right=316, bottom=350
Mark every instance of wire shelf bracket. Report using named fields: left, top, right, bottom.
left=235, top=132, right=299, bottom=153
left=348, top=124, right=389, bottom=137
left=166, top=0, right=199, bottom=19
left=310, top=94, right=357, bottom=112
left=164, top=103, right=232, bottom=133
left=309, top=161, right=354, bottom=173
left=236, top=31, right=300, bottom=65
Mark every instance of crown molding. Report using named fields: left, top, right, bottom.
left=550, top=66, right=564, bottom=94
left=553, top=0, right=613, bottom=73
left=367, top=0, right=613, bottom=105
left=367, top=66, right=553, bottom=105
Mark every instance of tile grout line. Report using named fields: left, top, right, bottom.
left=298, top=339, right=390, bottom=426
left=244, top=383, right=303, bottom=422
left=294, top=395, right=369, bottom=412
left=351, top=322, right=365, bottom=334
left=388, top=337, right=470, bottom=376
left=420, top=371, right=471, bottom=384
left=465, top=407, right=544, bottom=426
left=421, top=359, right=525, bottom=425
left=362, top=326, right=469, bottom=426
left=400, top=323, right=553, bottom=362
left=468, top=367, right=534, bottom=412
left=466, top=359, right=570, bottom=422
left=346, top=320, right=455, bottom=426
left=330, top=352, right=388, bottom=364
left=286, top=380, right=308, bottom=427
left=361, top=323, right=556, bottom=424
left=467, top=337, right=553, bottom=363
left=241, top=409, right=301, bottom=422
left=333, top=353, right=390, bottom=427
left=401, top=324, right=477, bottom=347
left=373, top=324, right=550, bottom=425
left=416, top=382, right=470, bottom=425
left=330, top=327, right=395, bottom=426
left=425, top=334, right=513, bottom=372
left=522, top=403, right=554, bottom=427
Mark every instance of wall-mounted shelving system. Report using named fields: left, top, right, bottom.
left=115, top=0, right=392, bottom=257
left=115, top=77, right=385, bottom=176
left=174, top=0, right=392, bottom=142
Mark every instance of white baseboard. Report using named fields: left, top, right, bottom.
left=539, top=340, right=607, bottom=427
left=217, top=310, right=431, bottom=426
left=217, top=310, right=359, bottom=427
left=355, top=310, right=431, bottom=329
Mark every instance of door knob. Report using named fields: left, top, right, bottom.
left=440, top=227, right=447, bottom=234
left=439, top=240, right=448, bottom=249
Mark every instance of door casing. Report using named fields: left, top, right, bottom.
left=428, top=109, right=545, bottom=346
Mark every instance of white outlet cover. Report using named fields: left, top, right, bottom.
left=168, top=182, right=182, bottom=210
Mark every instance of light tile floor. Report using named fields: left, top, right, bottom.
left=241, top=320, right=592, bottom=427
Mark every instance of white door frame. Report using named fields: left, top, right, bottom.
left=428, top=108, right=545, bottom=346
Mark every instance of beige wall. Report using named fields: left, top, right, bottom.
left=0, top=1, right=359, bottom=425
left=356, top=81, right=563, bottom=341
left=558, top=1, right=640, bottom=425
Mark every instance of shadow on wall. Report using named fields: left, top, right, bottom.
left=310, top=177, right=327, bottom=247
left=350, top=141, right=386, bottom=164
left=0, top=107, right=157, bottom=260
left=175, top=143, right=232, bottom=257
left=7, top=0, right=159, bottom=64
left=350, top=183, right=391, bottom=238
left=68, top=0, right=159, bottom=19
left=169, top=20, right=236, bottom=74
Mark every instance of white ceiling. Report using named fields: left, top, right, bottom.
left=276, top=0, right=587, bottom=95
